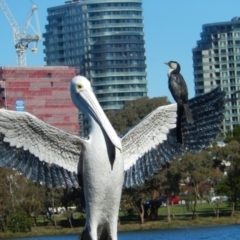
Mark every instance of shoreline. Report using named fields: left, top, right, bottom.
left=2, top=215, right=240, bottom=239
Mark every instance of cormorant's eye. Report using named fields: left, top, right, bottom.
left=76, top=83, right=83, bottom=90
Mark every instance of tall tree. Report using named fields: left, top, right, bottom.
left=19, top=182, right=45, bottom=227
left=0, top=168, right=43, bottom=231
left=157, top=160, right=182, bottom=222
left=106, top=96, right=170, bottom=134
left=42, top=187, right=64, bottom=228
left=225, top=124, right=240, bottom=143
left=181, top=151, right=219, bottom=219
left=215, top=141, right=240, bottom=216
left=121, top=185, right=148, bottom=224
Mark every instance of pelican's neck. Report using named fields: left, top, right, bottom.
left=85, top=112, right=106, bottom=142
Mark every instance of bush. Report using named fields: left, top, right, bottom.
left=8, top=211, right=32, bottom=233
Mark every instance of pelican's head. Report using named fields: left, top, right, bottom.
left=164, top=61, right=181, bottom=75
left=70, top=76, right=122, bottom=151
left=70, top=76, right=93, bottom=112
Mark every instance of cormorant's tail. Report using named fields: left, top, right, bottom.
left=176, top=106, right=184, bottom=144
left=183, top=103, right=194, bottom=124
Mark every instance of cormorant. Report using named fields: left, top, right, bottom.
left=164, top=61, right=194, bottom=144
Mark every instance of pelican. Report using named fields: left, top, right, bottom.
left=0, top=76, right=225, bottom=240
left=164, top=61, right=194, bottom=144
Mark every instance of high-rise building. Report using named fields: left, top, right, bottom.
left=192, top=17, right=240, bottom=133
left=43, top=0, right=148, bottom=111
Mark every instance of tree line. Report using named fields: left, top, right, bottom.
left=0, top=96, right=240, bottom=232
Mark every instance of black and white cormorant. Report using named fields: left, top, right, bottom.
left=164, top=61, right=194, bottom=144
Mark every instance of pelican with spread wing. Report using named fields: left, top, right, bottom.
left=0, top=76, right=224, bottom=240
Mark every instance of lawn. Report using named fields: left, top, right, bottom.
left=0, top=202, right=239, bottom=239
left=158, top=201, right=232, bottom=216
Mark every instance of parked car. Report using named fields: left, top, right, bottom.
left=144, top=196, right=182, bottom=207
left=158, top=196, right=166, bottom=205
left=207, top=196, right=229, bottom=203
left=169, top=196, right=182, bottom=204
left=48, top=207, right=66, bottom=214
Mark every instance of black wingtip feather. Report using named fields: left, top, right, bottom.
left=0, top=140, right=79, bottom=189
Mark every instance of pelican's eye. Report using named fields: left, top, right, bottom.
left=76, top=83, right=83, bottom=90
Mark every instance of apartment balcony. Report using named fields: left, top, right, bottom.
left=102, top=104, right=124, bottom=111
left=89, top=23, right=144, bottom=29
left=87, top=15, right=143, bottom=21
left=98, top=95, right=143, bottom=102
left=94, top=87, right=147, bottom=94
left=91, top=72, right=147, bottom=78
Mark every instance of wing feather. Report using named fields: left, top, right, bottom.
left=0, top=110, right=82, bottom=188
left=122, top=87, right=225, bottom=188
left=122, top=103, right=177, bottom=171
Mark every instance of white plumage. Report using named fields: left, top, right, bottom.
left=0, top=76, right=225, bottom=240
left=122, top=103, right=177, bottom=170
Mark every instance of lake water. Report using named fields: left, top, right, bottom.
left=9, top=225, right=240, bottom=240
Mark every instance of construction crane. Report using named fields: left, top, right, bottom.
left=0, top=0, right=41, bottom=66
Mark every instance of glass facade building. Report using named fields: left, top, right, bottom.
left=192, top=17, right=240, bottom=133
left=43, top=0, right=148, bottom=111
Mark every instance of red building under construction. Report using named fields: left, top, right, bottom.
left=0, top=66, right=79, bottom=135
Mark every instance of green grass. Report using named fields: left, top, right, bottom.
left=160, top=202, right=234, bottom=217
left=158, top=202, right=231, bottom=215
left=0, top=202, right=239, bottom=239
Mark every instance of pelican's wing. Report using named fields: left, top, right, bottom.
left=0, top=110, right=82, bottom=188
left=122, top=86, right=225, bottom=188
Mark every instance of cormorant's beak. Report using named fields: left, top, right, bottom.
left=77, top=88, right=122, bottom=152
left=164, top=62, right=169, bottom=66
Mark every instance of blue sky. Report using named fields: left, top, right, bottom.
left=0, top=0, right=239, bottom=102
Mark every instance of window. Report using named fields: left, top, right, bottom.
left=46, top=73, right=52, bottom=78
left=221, top=64, right=227, bottom=69
left=223, top=80, right=228, bottom=84
left=222, top=72, right=228, bottom=76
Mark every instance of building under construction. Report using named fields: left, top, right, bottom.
left=0, top=66, right=79, bottom=135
